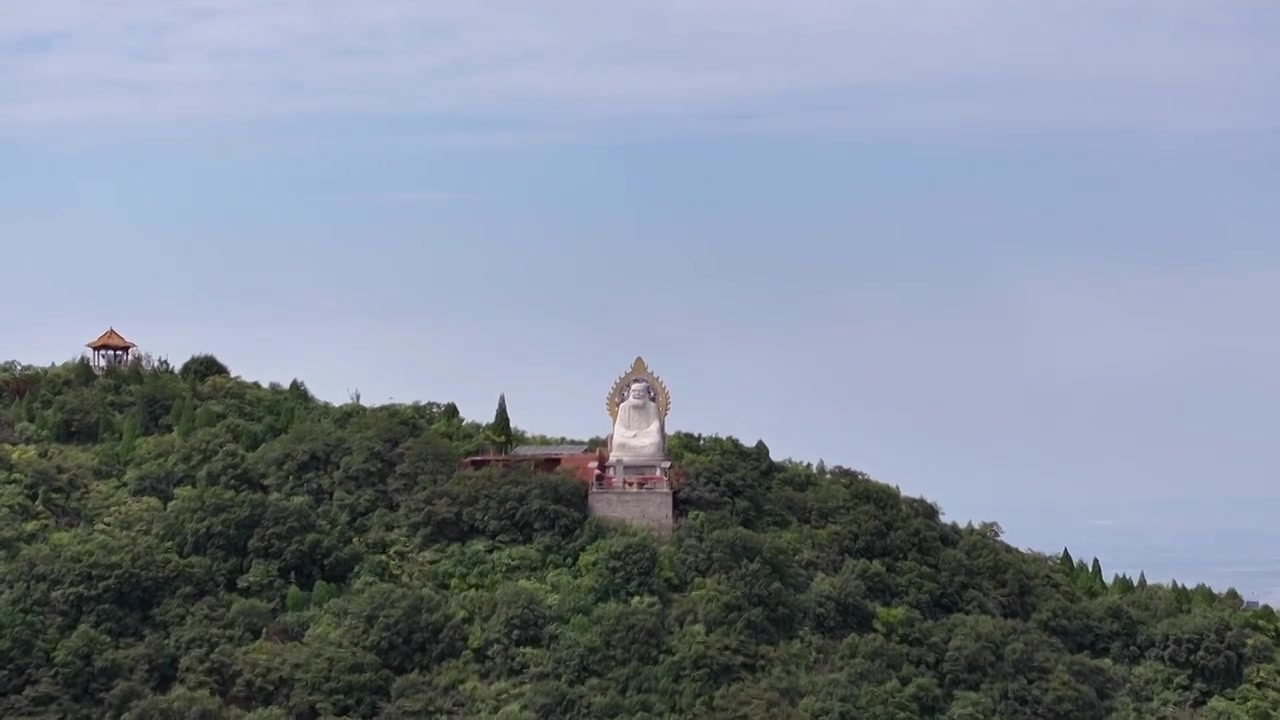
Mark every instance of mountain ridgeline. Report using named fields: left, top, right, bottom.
left=1, top=355, right=1277, bottom=719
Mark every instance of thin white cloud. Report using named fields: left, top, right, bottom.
left=1, top=1, right=1277, bottom=137
left=331, top=189, right=467, bottom=207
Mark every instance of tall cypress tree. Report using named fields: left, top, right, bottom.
left=1090, top=557, right=1107, bottom=591
left=169, top=394, right=194, bottom=438
left=490, top=393, right=513, bottom=454
left=95, top=408, right=116, bottom=443
left=441, top=402, right=461, bottom=422
left=1059, top=547, right=1075, bottom=574
left=15, top=395, right=32, bottom=423
left=176, top=396, right=196, bottom=439
left=120, top=413, right=141, bottom=457
left=1110, top=573, right=1136, bottom=596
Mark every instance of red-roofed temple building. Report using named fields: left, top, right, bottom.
left=460, top=443, right=684, bottom=492
left=460, top=444, right=603, bottom=483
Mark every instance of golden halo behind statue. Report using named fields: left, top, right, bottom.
left=606, top=356, right=671, bottom=422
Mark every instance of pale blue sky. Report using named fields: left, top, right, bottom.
left=4, top=2, right=1280, bottom=597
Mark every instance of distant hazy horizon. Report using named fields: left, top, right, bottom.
left=5, top=2, right=1280, bottom=603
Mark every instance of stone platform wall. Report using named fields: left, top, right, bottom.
left=587, top=490, right=674, bottom=534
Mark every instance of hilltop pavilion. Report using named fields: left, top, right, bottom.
left=86, top=327, right=136, bottom=369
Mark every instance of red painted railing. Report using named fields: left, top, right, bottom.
left=592, top=475, right=670, bottom=491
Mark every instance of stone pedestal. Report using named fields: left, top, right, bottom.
left=587, top=459, right=674, bottom=533
left=593, top=459, right=671, bottom=490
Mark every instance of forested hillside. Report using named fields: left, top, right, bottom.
left=2, top=355, right=1279, bottom=719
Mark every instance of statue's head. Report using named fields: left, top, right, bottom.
left=627, top=380, right=651, bottom=403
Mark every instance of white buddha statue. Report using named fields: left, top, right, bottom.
left=609, top=380, right=666, bottom=462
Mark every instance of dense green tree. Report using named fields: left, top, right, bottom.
left=180, top=354, right=231, bottom=385
left=0, top=356, right=1277, bottom=718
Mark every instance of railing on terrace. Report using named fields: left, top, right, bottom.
left=592, top=475, right=670, bottom=491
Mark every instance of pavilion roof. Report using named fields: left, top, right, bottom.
left=86, top=327, right=136, bottom=351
